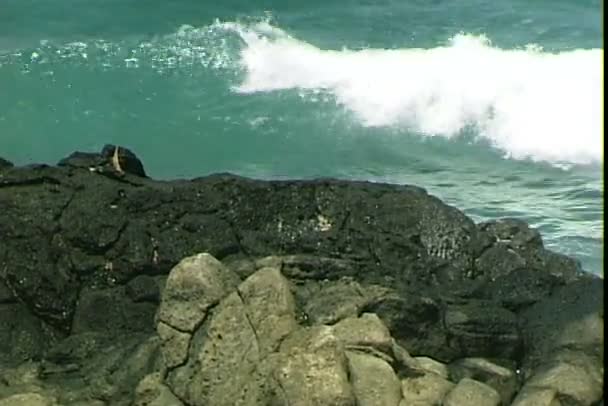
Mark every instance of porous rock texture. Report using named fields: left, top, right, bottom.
left=0, top=146, right=603, bottom=405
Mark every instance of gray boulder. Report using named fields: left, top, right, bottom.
left=511, top=387, right=562, bottom=406
left=160, top=255, right=422, bottom=406
left=156, top=253, right=240, bottom=333
left=269, top=326, right=355, bottom=406
left=133, top=373, right=183, bottom=406
left=346, top=351, right=401, bottom=406
left=449, top=357, right=519, bottom=405
left=443, top=378, right=501, bottom=406
left=400, top=363, right=454, bottom=405
left=0, top=393, right=57, bottom=406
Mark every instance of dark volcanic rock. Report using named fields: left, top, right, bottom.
left=483, top=268, right=564, bottom=311
left=0, top=146, right=603, bottom=405
left=125, top=275, right=162, bottom=303
left=520, top=275, right=603, bottom=373
left=0, top=157, right=13, bottom=170
left=71, top=285, right=157, bottom=336
left=2, top=147, right=481, bottom=335
left=443, top=300, right=522, bottom=361
left=0, top=302, right=62, bottom=365
left=365, top=293, right=447, bottom=359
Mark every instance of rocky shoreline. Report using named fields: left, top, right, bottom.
left=0, top=146, right=603, bottom=406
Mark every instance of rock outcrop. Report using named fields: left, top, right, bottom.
left=0, top=146, right=603, bottom=405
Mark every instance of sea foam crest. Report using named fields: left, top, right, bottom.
left=221, top=21, right=602, bottom=166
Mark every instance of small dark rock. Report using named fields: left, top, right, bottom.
left=281, top=255, right=360, bottom=280
left=71, top=286, right=157, bottom=336
left=444, top=300, right=522, bottom=361
left=366, top=293, right=447, bottom=360
left=477, top=218, right=543, bottom=251
left=520, top=275, right=603, bottom=373
left=0, top=302, right=62, bottom=365
left=0, top=280, right=15, bottom=304
left=0, top=157, right=13, bottom=169
left=57, top=151, right=106, bottom=170
left=45, top=331, right=108, bottom=365
left=126, top=275, right=161, bottom=303
left=525, top=249, right=584, bottom=282
left=294, top=276, right=380, bottom=325
left=474, top=244, right=527, bottom=280
left=484, top=268, right=563, bottom=311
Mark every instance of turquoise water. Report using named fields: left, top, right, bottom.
left=0, top=0, right=603, bottom=275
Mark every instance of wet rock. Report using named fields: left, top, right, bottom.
left=443, top=378, right=501, bottom=406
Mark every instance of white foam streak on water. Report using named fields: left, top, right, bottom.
left=223, top=22, right=602, bottom=166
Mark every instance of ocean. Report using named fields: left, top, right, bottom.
left=0, top=0, right=603, bottom=275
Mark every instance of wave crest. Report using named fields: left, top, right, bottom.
left=223, top=21, right=602, bottom=166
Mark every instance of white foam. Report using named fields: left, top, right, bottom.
left=222, top=22, right=603, bottom=165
